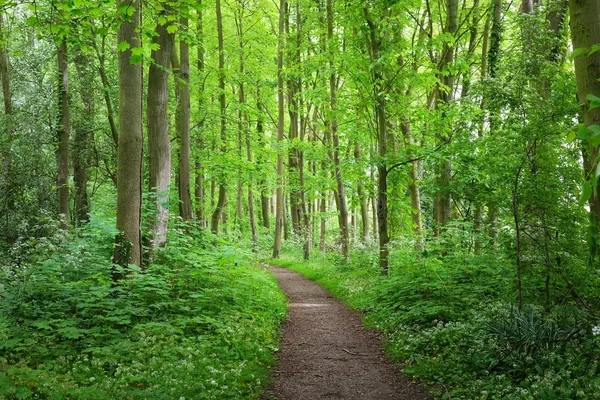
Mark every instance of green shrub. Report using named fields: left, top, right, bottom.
left=0, top=216, right=286, bottom=399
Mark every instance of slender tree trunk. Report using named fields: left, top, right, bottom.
left=433, top=0, right=458, bottom=236
left=0, top=14, right=13, bottom=232
left=273, top=0, right=286, bottom=258
left=327, top=0, right=349, bottom=262
left=114, top=0, right=143, bottom=269
left=365, top=6, right=389, bottom=273
left=319, top=193, right=327, bottom=251
left=257, top=94, right=270, bottom=229
left=92, top=34, right=118, bottom=149
left=57, top=40, right=70, bottom=229
left=73, top=53, right=94, bottom=225
left=234, top=8, right=257, bottom=247
left=354, top=142, right=369, bottom=243
left=147, top=12, right=174, bottom=252
left=195, top=4, right=205, bottom=226
left=177, top=18, right=193, bottom=221
left=211, top=0, right=228, bottom=234
left=401, top=120, right=423, bottom=250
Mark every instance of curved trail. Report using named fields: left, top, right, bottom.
left=267, top=266, right=431, bottom=400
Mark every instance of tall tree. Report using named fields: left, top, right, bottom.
left=210, top=0, right=228, bottom=234
left=364, top=6, right=389, bottom=273
left=56, top=37, right=70, bottom=229
left=273, top=0, right=286, bottom=258
left=569, top=0, right=600, bottom=247
left=177, top=17, right=193, bottom=221
left=0, top=13, right=13, bottom=231
left=195, top=2, right=206, bottom=226
left=433, top=0, right=458, bottom=236
left=146, top=7, right=175, bottom=252
left=114, top=0, right=143, bottom=268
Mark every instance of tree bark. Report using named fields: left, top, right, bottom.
left=354, top=142, right=369, bottom=243
left=177, top=18, right=193, bottom=221
left=327, top=0, right=349, bottom=262
left=364, top=6, right=389, bottom=273
left=211, top=0, right=228, bottom=234
left=0, top=14, right=13, bottom=232
left=273, top=0, right=287, bottom=258
left=401, top=121, right=423, bottom=250
left=114, top=0, right=143, bottom=269
left=57, top=39, right=70, bottom=230
left=73, top=53, right=94, bottom=225
left=257, top=94, right=271, bottom=229
left=433, top=0, right=458, bottom=236
left=569, top=0, right=600, bottom=243
left=195, top=4, right=206, bottom=226
left=147, top=11, right=175, bottom=252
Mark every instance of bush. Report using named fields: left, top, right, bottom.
left=0, top=216, right=287, bottom=399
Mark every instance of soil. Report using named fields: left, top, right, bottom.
left=265, top=265, right=432, bottom=400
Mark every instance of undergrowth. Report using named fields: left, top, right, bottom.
left=272, top=242, right=600, bottom=399
left=0, top=216, right=286, bottom=399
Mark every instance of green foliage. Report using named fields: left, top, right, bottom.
left=272, top=245, right=600, bottom=399
left=0, top=217, right=286, bottom=399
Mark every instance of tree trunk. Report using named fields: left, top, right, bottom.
left=92, top=32, right=118, bottom=149
left=273, top=0, right=286, bottom=258
left=257, top=96, right=271, bottom=230
left=177, top=18, right=193, bottom=221
left=195, top=4, right=205, bottom=226
left=327, top=0, right=349, bottom=262
left=57, top=40, right=70, bottom=230
left=569, top=0, right=600, bottom=242
left=354, top=142, right=369, bottom=243
left=211, top=0, right=228, bottom=234
left=364, top=6, right=389, bottom=273
left=401, top=120, right=423, bottom=250
left=433, top=0, right=458, bottom=236
left=73, top=53, right=94, bottom=225
left=0, top=14, right=13, bottom=232
left=147, top=11, right=174, bottom=252
left=114, top=0, right=143, bottom=269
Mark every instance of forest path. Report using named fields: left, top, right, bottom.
left=265, top=265, right=431, bottom=400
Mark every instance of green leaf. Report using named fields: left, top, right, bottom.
left=57, top=327, right=82, bottom=339
left=566, top=131, right=576, bottom=143
left=589, top=133, right=600, bottom=147
left=580, top=181, right=592, bottom=206
left=26, top=16, right=38, bottom=26
left=587, top=94, right=600, bottom=110
left=167, top=25, right=178, bottom=34
left=589, top=44, right=600, bottom=56
left=577, top=124, right=590, bottom=140
left=131, top=47, right=144, bottom=56
left=130, top=54, right=143, bottom=64
left=570, top=47, right=586, bottom=59
left=589, top=124, right=600, bottom=136
left=117, top=41, right=131, bottom=52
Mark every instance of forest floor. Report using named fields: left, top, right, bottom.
left=265, top=265, right=432, bottom=400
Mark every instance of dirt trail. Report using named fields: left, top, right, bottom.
left=266, top=265, right=431, bottom=400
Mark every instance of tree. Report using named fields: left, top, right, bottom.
left=177, top=17, right=193, bottom=221
left=146, top=5, right=175, bottom=253
left=56, top=34, right=70, bottom=230
left=210, top=0, right=228, bottom=234
left=273, top=0, right=286, bottom=258
left=114, top=0, right=143, bottom=269
left=570, top=0, right=600, bottom=249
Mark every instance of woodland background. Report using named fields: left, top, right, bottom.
left=0, top=0, right=599, bottom=398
